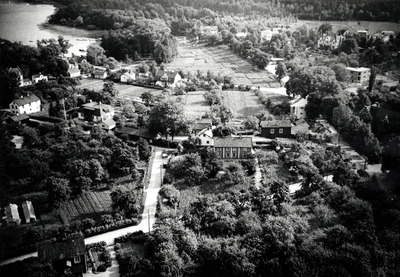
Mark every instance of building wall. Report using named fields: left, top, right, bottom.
left=261, top=127, right=291, bottom=138
left=291, top=106, right=306, bottom=119
left=349, top=70, right=370, bottom=84
left=215, top=147, right=251, bottom=159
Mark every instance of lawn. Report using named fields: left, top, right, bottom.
left=168, top=91, right=210, bottom=120
left=115, top=83, right=162, bottom=100
left=218, top=90, right=265, bottom=118
left=60, top=191, right=112, bottom=221
left=168, top=43, right=280, bottom=87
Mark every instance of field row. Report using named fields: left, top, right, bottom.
left=61, top=191, right=112, bottom=220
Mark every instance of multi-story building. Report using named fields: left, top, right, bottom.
left=214, top=137, right=253, bottom=159
left=9, top=94, right=41, bottom=115
left=78, top=101, right=116, bottom=130
left=347, top=67, right=370, bottom=85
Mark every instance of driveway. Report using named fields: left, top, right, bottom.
left=0, top=148, right=165, bottom=267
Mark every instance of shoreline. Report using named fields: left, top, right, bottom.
left=40, top=23, right=106, bottom=39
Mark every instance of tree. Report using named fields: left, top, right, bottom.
left=111, top=185, right=141, bottom=218
left=86, top=45, right=106, bottom=65
left=318, top=23, right=332, bottom=35
left=148, top=100, right=187, bottom=140
left=330, top=63, right=350, bottom=83
left=138, top=138, right=151, bottom=161
left=368, top=66, right=376, bottom=92
left=275, top=62, right=287, bottom=82
left=159, top=184, right=180, bottom=206
left=141, top=91, right=154, bottom=106
left=338, top=39, right=359, bottom=55
left=46, top=177, right=71, bottom=206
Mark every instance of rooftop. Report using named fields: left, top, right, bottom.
left=214, top=136, right=252, bottom=148
left=4, top=203, right=20, bottom=223
left=290, top=97, right=307, bottom=107
left=261, top=120, right=292, bottom=128
left=346, top=67, right=370, bottom=72
left=11, top=94, right=40, bottom=106
left=37, top=235, right=86, bottom=262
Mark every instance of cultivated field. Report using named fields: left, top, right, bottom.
left=77, top=78, right=105, bottom=91
left=60, top=191, right=112, bottom=221
left=168, top=43, right=280, bottom=87
left=218, top=90, right=265, bottom=118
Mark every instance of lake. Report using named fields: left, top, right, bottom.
left=0, top=2, right=103, bottom=56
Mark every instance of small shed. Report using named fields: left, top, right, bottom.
left=4, top=203, right=21, bottom=226
left=260, top=120, right=292, bottom=139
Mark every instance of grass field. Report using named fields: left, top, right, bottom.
left=168, top=43, right=280, bottom=87
left=168, top=91, right=210, bottom=120
left=218, top=90, right=265, bottom=118
left=60, top=191, right=112, bottom=221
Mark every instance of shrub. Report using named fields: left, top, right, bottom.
left=97, top=263, right=107, bottom=272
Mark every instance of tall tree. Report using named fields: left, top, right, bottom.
left=148, top=100, right=187, bottom=140
left=368, top=66, right=376, bottom=92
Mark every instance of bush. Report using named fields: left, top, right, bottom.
left=97, top=263, right=107, bottom=272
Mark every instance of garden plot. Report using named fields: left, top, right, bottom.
left=168, top=43, right=279, bottom=87
left=60, top=191, right=112, bottom=221
left=219, top=90, right=265, bottom=118
left=115, top=83, right=162, bottom=100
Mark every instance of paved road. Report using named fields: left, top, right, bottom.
left=0, top=148, right=164, bottom=267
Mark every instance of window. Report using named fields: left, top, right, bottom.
left=279, top=128, right=283, bottom=134
left=206, top=141, right=209, bottom=144
left=232, top=152, right=237, bottom=158
left=225, top=152, right=231, bottom=158
left=74, top=256, right=81, bottom=264
left=270, top=129, right=275, bottom=134
left=203, top=134, right=206, bottom=137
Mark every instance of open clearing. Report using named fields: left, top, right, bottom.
left=60, top=191, right=112, bottom=221
left=168, top=91, right=210, bottom=120
left=219, top=90, right=265, bottom=118
left=168, top=43, right=280, bottom=87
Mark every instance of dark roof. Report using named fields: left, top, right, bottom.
left=37, top=235, right=86, bottom=262
left=214, top=137, right=252, bottom=148
left=9, top=113, right=30, bottom=122
left=194, top=118, right=212, bottom=130
left=261, top=120, right=291, bottom=128
left=155, top=70, right=179, bottom=80
left=117, top=127, right=154, bottom=139
left=81, top=102, right=114, bottom=116
left=12, top=94, right=40, bottom=106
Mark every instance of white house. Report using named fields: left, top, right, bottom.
left=93, top=69, right=108, bottom=79
left=67, top=64, right=81, bottom=78
left=9, top=94, right=41, bottom=115
left=120, top=69, right=136, bottom=83
left=196, top=128, right=214, bottom=146
left=260, top=29, right=279, bottom=43
left=155, top=70, right=182, bottom=88
left=31, top=73, right=48, bottom=84
left=290, top=97, right=307, bottom=119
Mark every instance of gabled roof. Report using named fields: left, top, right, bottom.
left=290, top=97, right=307, bottom=108
left=81, top=102, right=114, bottom=116
left=38, top=235, right=86, bottom=262
left=11, top=94, right=40, bottom=106
left=68, top=67, right=80, bottom=74
left=197, top=128, right=213, bottom=138
left=102, top=118, right=116, bottom=128
left=214, top=137, right=252, bottom=148
left=155, top=70, right=179, bottom=80
left=261, top=120, right=291, bottom=128
left=9, top=113, right=30, bottom=122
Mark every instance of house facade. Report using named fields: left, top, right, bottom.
left=260, top=120, right=292, bottom=139
left=32, top=73, right=48, bottom=84
left=214, top=137, right=253, bottom=159
left=68, top=65, right=81, bottom=78
left=78, top=101, right=116, bottom=130
left=4, top=203, right=21, bottom=226
left=9, top=94, right=41, bottom=115
left=93, top=69, right=107, bottom=79
left=38, top=235, right=87, bottom=276
left=347, top=67, right=370, bottom=85
left=22, top=200, right=36, bottom=224
left=197, top=128, right=214, bottom=146
left=120, top=70, right=136, bottom=83
left=155, top=70, right=182, bottom=88
left=290, top=97, right=307, bottom=119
